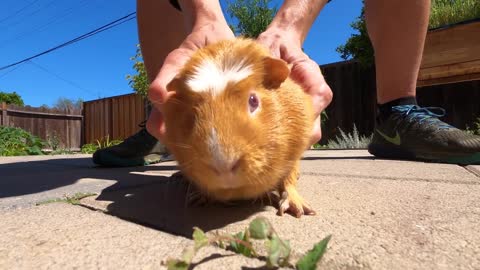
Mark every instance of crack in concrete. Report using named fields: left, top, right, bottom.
left=301, top=172, right=480, bottom=185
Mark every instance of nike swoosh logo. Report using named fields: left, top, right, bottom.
left=376, top=129, right=401, bottom=145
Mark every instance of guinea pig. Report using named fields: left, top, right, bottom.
left=161, top=38, right=315, bottom=218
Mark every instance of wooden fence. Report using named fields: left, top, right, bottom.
left=0, top=102, right=83, bottom=149
left=319, top=61, right=480, bottom=143
left=83, top=93, right=146, bottom=144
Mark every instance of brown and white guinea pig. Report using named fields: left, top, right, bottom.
left=162, top=38, right=315, bottom=217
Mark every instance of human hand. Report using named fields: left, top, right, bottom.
left=257, top=28, right=333, bottom=145
left=146, top=22, right=235, bottom=142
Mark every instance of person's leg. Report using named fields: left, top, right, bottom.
left=365, top=0, right=480, bottom=164
left=93, top=1, right=186, bottom=167
left=365, top=0, right=430, bottom=104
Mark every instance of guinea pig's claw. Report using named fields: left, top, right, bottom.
left=185, top=183, right=210, bottom=207
left=277, top=190, right=316, bottom=218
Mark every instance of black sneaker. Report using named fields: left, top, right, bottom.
left=92, top=122, right=172, bottom=167
left=368, top=105, right=480, bottom=165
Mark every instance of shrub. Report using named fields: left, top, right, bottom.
left=326, top=125, right=372, bottom=149
left=465, top=117, right=480, bottom=136
left=430, top=0, right=480, bottom=29
left=81, top=135, right=122, bottom=154
left=0, top=126, right=45, bottom=156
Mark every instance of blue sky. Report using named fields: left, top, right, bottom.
left=0, top=0, right=363, bottom=107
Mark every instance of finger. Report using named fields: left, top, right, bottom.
left=146, top=107, right=166, bottom=142
left=290, top=59, right=333, bottom=116
left=148, top=49, right=192, bottom=111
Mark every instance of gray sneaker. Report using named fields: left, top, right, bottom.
left=92, top=122, right=172, bottom=167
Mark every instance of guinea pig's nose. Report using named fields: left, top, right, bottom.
left=211, top=157, right=241, bottom=175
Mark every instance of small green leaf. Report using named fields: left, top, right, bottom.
left=166, top=259, right=189, bottom=270
left=248, top=217, right=272, bottom=239
left=192, top=227, right=209, bottom=250
left=266, top=235, right=291, bottom=268
left=181, top=246, right=196, bottom=263
left=230, top=230, right=253, bottom=257
left=296, top=235, right=332, bottom=270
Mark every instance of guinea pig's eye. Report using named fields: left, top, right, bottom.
left=248, top=93, right=259, bottom=113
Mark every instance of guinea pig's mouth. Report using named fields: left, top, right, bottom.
left=212, top=173, right=244, bottom=189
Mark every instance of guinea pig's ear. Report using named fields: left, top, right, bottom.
left=263, top=57, right=290, bottom=89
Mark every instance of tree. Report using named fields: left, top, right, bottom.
left=52, top=97, right=83, bottom=111
left=226, top=0, right=277, bottom=38
left=335, top=3, right=374, bottom=67
left=0, top=91, right=24, bottom=106
left=126, top=45, right=149, bottom=97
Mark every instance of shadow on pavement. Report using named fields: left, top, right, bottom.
left=0, top=156, right=175, bottom=198
left=96, top=173, right=268, bottom=238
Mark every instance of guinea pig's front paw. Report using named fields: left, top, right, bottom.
left=277, top=188, right=316, bottom=218
left=185, top=182, right=212, bottom=207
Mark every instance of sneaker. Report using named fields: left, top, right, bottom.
left=92, top=122, right=172, bottom=167
left=368, top=105, right=480, bottom=165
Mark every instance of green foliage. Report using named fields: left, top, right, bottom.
left=337, top=0, right=480, bottom=67
left=81, top=143, right=98, bottom=154
left=326, top=125, right=372, bottom=149
left=164, top=216, right=331, bottom=269
left=226, top=0, right=277, bottom=38
left=36, top=192, right=97, bottom=206
left=126, top=44, right=149, bottom=98
left=430, top=0, right=480, bottom=29
left=335, top=3, right=374, bottom=67
left=465, top=117, right=480, bottom=136
left=0, top=126, right=45, bottom=156
left=46, top=131, right=61, bottom=151
left=0, top=91, right=24, bottom=106
left=81, top=135, right=122, bottom=154
left=296, top=235, right=331, bottom=270
left=52, top=97, right=83, bottom=111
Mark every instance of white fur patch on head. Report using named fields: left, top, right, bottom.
left=186, top=58, right=252, bottom=95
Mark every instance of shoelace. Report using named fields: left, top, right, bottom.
left=391, top=105, right=452, bottom=129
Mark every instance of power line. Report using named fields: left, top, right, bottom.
left=28, top=60, right=98, bottom=96
left=0, top=0, right=41, bottom=24
left=0, top=11, right=136, bottom=72
left=0, top=0, right=92, bottom=47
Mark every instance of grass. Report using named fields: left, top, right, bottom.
left=36, top=192, right=97, bottom=206
left=313, top=125, right=372, bottom=150
left=429, top=0, right=480, bottom=29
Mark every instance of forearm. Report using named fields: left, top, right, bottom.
left=268, top=0, right=329, bottom=44
left=178, top=0, right=229, bottom=31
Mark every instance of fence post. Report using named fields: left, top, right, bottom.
left=1, top=102, right=8, bottom=126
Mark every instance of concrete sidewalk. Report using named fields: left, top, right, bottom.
left=1, top=150, right=479, bottom=269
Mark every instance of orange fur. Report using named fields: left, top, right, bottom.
left=162, top=38, right=314, bottom=215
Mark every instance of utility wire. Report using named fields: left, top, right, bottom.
left=28, top=60, right=98, bottom=96
left=0, top=12, right=136, bottom=72
left=0, top=0, right=41, bottom=24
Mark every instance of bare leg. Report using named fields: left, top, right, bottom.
left=365, top=0, right=431, bottom=104
left=136, top=0, right=187, bottom=82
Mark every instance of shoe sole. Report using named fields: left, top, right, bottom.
left=368, top=143, right=480, bottom=165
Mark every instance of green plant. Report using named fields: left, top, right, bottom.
left=81, top=143, right=98, bottom=154
left=96, top=135, right=122, bottom=149
left=36, top=192, right=97, bottom=206
left=81, top=135, right=122, bottom=154
left=0, top=126, right=45, bottom=156
left=337, top=0, right=480, bottom=66
left=226, top=0, right=277, bottom=38
left=126, top=44, right=149, bottom=98
left=46, top=131, right=61, bottom=151
left=0, top=91, right=24, bottom=106
left=165, top=217, right=331, bottom=270
left=429, top=0, right=480, bottom=29
left=465, top=117, right=480, bottom=136
left=326, top=124, right=372, bottom=149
